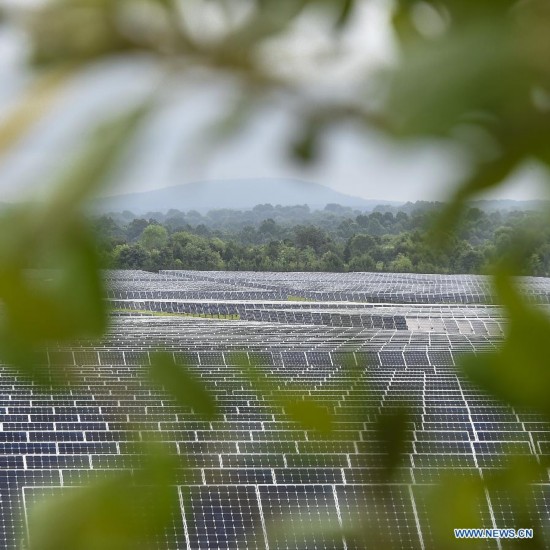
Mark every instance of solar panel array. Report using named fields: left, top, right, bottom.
left=1, top=270, right=549, bottom=549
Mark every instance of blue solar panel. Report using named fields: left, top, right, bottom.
left=0, top=270, right=547, bottom=549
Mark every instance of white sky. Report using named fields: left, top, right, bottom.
left=0, top=0, right=548, bottom=204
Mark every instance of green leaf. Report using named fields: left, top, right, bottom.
left=0, top=68, right=72, bottom=156
left=0, top=105, right=148, bottom=381
left=264, top=510, right=346, bottom=549
left=232, top=352, right=335, bottom=434
left=387, top=16, right=525, bottom=137
left=334, top=0, right=355, bottom=30
left=26, top=445, right=178, bottom=550
left=431, top=155, right=520, bottom=243
left=375, top=405, right=410, bottom=479
left=418, top=475, right=489, bottom=548
left=47, top=104, right=151, bottom=213
left=290, top=118, right=321, bottom=164
left=0, top=211, right=106, bottom=382
left=149, top=352, right=217, bottom=420
left=460, top=272, right=550, bottom=417
left=0, top=220, right=106, bottom=340
left=284, top=399, right=332, bottom=434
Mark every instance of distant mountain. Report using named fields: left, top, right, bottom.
left=469, top=199, right=550, bottom=212
left=371, top=199, right=549, bottom=215
left=92, top=179, right=398, bottom=214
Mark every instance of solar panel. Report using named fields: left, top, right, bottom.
left=0, top=269, right=547, bottom=549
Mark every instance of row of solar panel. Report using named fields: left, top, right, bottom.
left=25, top=349, right=461, bottom=366
left=22, top=481, right=550, bottom=550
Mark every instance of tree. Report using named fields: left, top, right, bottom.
left=180, top=243, right=224, bottom=270
left=356, top=214, right=369, bottom=228
left=253, top=204, right=274, bottom=214
left=348, top=234, right=376, bottom=257
left=266, top=240, right=281, bottom=261
left=259, top=218, right=279, bottom=237
left=140, top=225, right=168, bottom=252
left=348, top=253, right=376, bottom=272
left=294, top=225, right=329, bottom=254
left=389, top=253, right=413, bottom=273
left=126, top=219, right=150, bottom=241
left=324, top=203, right=347, bottom=214
left=164, top=214, right=187, bottom=233
left=366, top=218, right=385, bottom=236
left=458, top=248, right=485, bottom=274
left=320, top=251, right=344, bottom=272
left=113, top=244, right=149, bottom=269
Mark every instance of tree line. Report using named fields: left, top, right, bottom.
left=93, top=203, right=550, bottom=275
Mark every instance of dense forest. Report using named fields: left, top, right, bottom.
left=93, top=202, right=550, bottom=276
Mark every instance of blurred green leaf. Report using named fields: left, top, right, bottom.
left=0, top=218, right=106, bottom=339
left=0, top=212, right=106, bottom=382
left=149, top=352, right=217, bottom=420
left=204, top=94, right=259, bottom=144
left=431, top=154, right=520, bottom=243
left=0, top=102, right=149, bottom=380
left=334, top=0, right=355, bottom=30
left=419, top=474, right=490, bottom=548
left=48, top=103, right=151, bottom=214
left=484, top=457, right=548, bottom=548
left=387, top=18, right=522, bottom=137
left=0, top=103, right=149, bottom=381
left=220, top=0, right=308, bottom=55
left=26, top=0, right=135, bottom=67
left=0, top=68, right=72, bottom=156
left=232, top=352, right=334, bottom=434
left=388, top=0, right=550, bottom=238
left=291, top=121, right=320, bottom=164
left=26, top=445, right=178, bottom=550
left=460, top=271, right=550, bottom=417
left=284, top=399, right=332, bottom=434
left=375, top=405, right=409, bottom=479
left=264, top=509, right=346, bottom=549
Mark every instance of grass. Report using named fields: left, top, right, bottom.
left=287, top=296, right=313, bottom=302
left=111, top=308, right=240, bottom=320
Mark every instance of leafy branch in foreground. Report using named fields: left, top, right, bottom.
left=26, top=444, right=178, bottom=550
left=461, top=271, right=550, bottom=417
left=149, top=352, right=218, bottom=421
left=0, top=104, right=150, bottom=381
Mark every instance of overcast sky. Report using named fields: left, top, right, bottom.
left=0, top=0, right=548, bottom=205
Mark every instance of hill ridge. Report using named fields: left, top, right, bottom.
left=93, top=178, right=395, bottom=214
